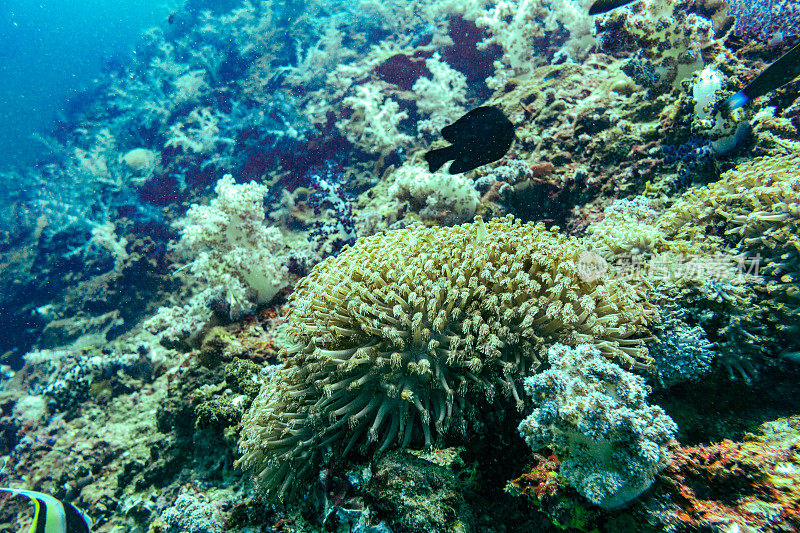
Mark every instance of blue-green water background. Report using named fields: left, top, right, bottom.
left=0, top=1, right=180, bottom=170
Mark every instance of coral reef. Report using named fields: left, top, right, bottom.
left=595, top=0, right=714, bottom=91
left=647, top=303, right=716, bottom=387
left=176, top=174, right=289, bottom=314
left=727, top=0, right=800, bottom=41
left=585, top=195, right=663, bottom=259
left=337, top=82, right=413, bottom=155
left=365, top=449, right=472, bottom=532
left=413, top=53, right=469, bottom=137
left=472, top=0, right=596, bottom=90
left=1, top=0, right=798, bottom=531
left=156, top=488, right=223, bottom=533
left=642, top=416, right=800, bottom=532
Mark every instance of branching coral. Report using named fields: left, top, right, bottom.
left=143, top=287, right=220, bottom=344
left=164, top=107, right=234, bottom=155
left=237, top=215, right=658, bottom=498
left=519, top=343, right=677, bottom=509
left=171, top=70, right=208, bottom=106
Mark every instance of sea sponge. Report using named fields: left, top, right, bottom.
left=237, top=215, right=657, bottom=498
left=120, top=148, right=157, bottom=173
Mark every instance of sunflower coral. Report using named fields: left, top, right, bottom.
left=658, top=153, right=800, bottom=339
left=237, top=215, right=658, bottom=498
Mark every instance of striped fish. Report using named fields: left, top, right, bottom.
left=588, top=0, right=638, bottom=15
left=0, top=488, right=92, bottom=533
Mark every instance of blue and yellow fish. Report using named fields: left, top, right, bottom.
left=0, top=488, right=92, bottom=533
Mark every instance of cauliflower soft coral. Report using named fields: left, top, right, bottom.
left=519, top=343, right=677, bottom=509
left=474, top=0, right=595, bottom=90
left=388, top=162, right=479, bottom=224
left=177, top=174, right=289, bottom=318
left=413, top=53, right=468, bottom=136
left=337, top=82, right=412, bottom=155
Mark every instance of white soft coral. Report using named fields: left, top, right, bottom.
left=413, top=53, right=468, bottom=136
left=473, top=0, right=595, bottom=89
left=388, top=162, right=479, bottom=224
left=164, top=107, right=233, bottom=154
left=146, top=175, right=290, bottom=341
left=337, top=82, right=412, bottom=155
left=178, top=174, right=290, bottom=317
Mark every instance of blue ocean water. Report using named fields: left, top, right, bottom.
left=0, top=1, right=179, bottom=170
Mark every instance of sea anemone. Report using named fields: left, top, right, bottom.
left=237, top=215, right=657, bottom=498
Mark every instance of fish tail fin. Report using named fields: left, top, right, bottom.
left=424, top=146, right=454, bottom=173
left=30, top=497, right=43, bottom=532
left=65, top=501, right=93, bottom=532
left=726, top=90, right=749, bottom=112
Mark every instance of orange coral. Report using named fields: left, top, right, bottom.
left=507, top=453, right=562, bottom=500
left=658, top=416, right=800, bottom=531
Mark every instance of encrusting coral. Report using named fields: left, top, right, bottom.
left=237, top=215, right=658, bottom=498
